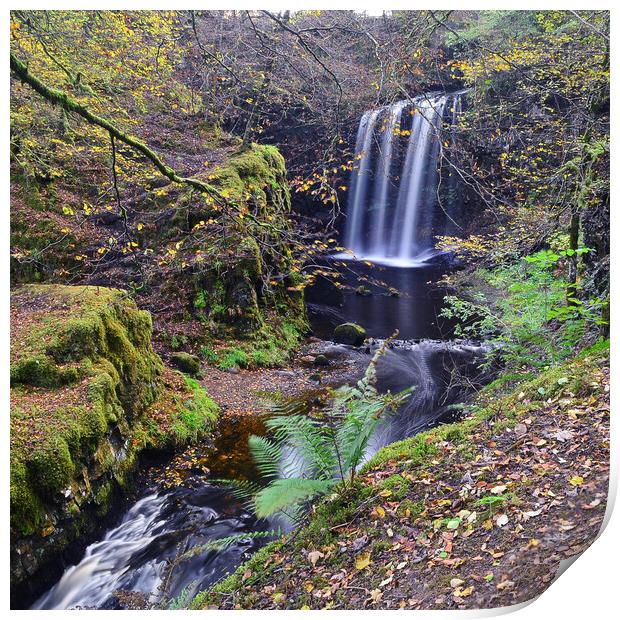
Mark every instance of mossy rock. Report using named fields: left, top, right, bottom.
left=170, top=352, right=201, bottom=376
left=333, top=323, right=367, bottom=346
left=10, top=284, right=164, bottom=538
left=28, top=435, right=75, bottom=500
left=164, top=142, right=305, bottom=339
left=313, top=354, right=330, bottom=367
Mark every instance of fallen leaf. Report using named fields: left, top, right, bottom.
left=446, top=518, right=461, bottom=530
left=496, top=580, right=515, bottom=591
left=454, top=585, right=474, bottom=597
left=379, top=575, right=393, bottom=587
left=496, top=514, right=509, bottom=527
left=307, top=550, right=324, bottom=566
left=355, top=551, right=371, bottom=570
left=369, top=589, right=382, bottom=603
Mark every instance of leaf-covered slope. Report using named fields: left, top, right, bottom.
left=192, top=341, right=609, bottom=610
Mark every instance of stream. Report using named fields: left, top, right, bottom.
left=32, top=262, right=487, bottom=610
left=32, top=93, right=486, bottom=610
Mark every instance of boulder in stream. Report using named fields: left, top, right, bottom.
left=333, top=322, right=366, bottom=346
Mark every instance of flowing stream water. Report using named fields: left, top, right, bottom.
left=30, top=91, right=482, bottom=610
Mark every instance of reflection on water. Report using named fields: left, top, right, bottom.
left=306, top=261, right=453, bottom=340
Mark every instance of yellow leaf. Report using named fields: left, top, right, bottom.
left=569, top=476, right=584, bottom=486
left=355, top=551, right=371, bottom=570
left=137, top=223, right=144, bottom=231
left=374, top=506, right=386, bottom=519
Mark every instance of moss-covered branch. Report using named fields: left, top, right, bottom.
left=11, top=54, right=191, bottom=182
left=10, top=52, right=289, bottom=236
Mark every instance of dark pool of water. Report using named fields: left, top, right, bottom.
left=306, top=260, right=454, bottom=340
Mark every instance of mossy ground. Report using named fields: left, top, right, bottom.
left=192, top=339, right=609, bottom=610
left=139, top=368, right=219, bottom=450
left=196, top=314, right=305, bottom=371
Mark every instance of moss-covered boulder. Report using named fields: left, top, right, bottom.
left=333, top=323, right=367, bottom=346
left=9, top=284, right=219, bottom=597
left=158, top=143, right=308, bottom=342
left=10, top=285, right=162, bottom=535
left=170, top=352, right=201, bottom=376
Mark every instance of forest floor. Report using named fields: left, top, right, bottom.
left=194, top=343, right=610, bottom=610
left=198, top=340, right=368, bottom=419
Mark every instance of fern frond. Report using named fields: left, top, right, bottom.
left=176, top=530, right=280, bottom=563
left=248, top=434, right=283, bottom=479
left=253, top=478, right=335, bottom=518
left=264, top=415, right=337, bottom=479
left=167, top=581, right=199, bottom=610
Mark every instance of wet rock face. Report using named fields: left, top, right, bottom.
left=333, top=323, right=367, bottom=347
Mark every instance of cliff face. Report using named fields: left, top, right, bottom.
left=10, top=284, right=218, bottom=600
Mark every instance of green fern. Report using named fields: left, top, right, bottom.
left=246, top=332, right=413, bottom=520
left=254, top=479, right=335, bottom=518
left=176, top=530, right=280, bottom=563
left=167, top=581, right=199, bottom=610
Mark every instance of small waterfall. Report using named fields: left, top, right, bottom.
left=344, top=92, right=462, bottom=264
left=369, top=100, right=407, bottom=254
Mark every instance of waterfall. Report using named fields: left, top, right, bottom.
left=344, top=92, right=462, bottom=265
left=369, top=100, right=407, bottom=254
left=344, top=108, right=381, bottom=253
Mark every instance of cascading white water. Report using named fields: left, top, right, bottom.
left=344, top=93, right=461, bottom=265
left=369, top=100, right=407, bottom=254
left=344, top=108, right=381, bottom=252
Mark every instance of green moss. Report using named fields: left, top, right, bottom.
left=93, top=480, right=114, bottom=516
left=333, top=323, right=367, bottom=346
left=28, top=435, right=75, bottom=500
left=177, top=142, right=304, bottom=340
left=396, top=499, right=425, bottom=519
left=217, top=347, right=249, bottom=370
left=9, top=460, right=45, bottom=536
left=10, top=355, right=65, bottom=388
left=146, top=374, right=219, bottom=449
left=10, top=284, right=165, bottom=537
left=378, top=474, right=410, bottom=500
